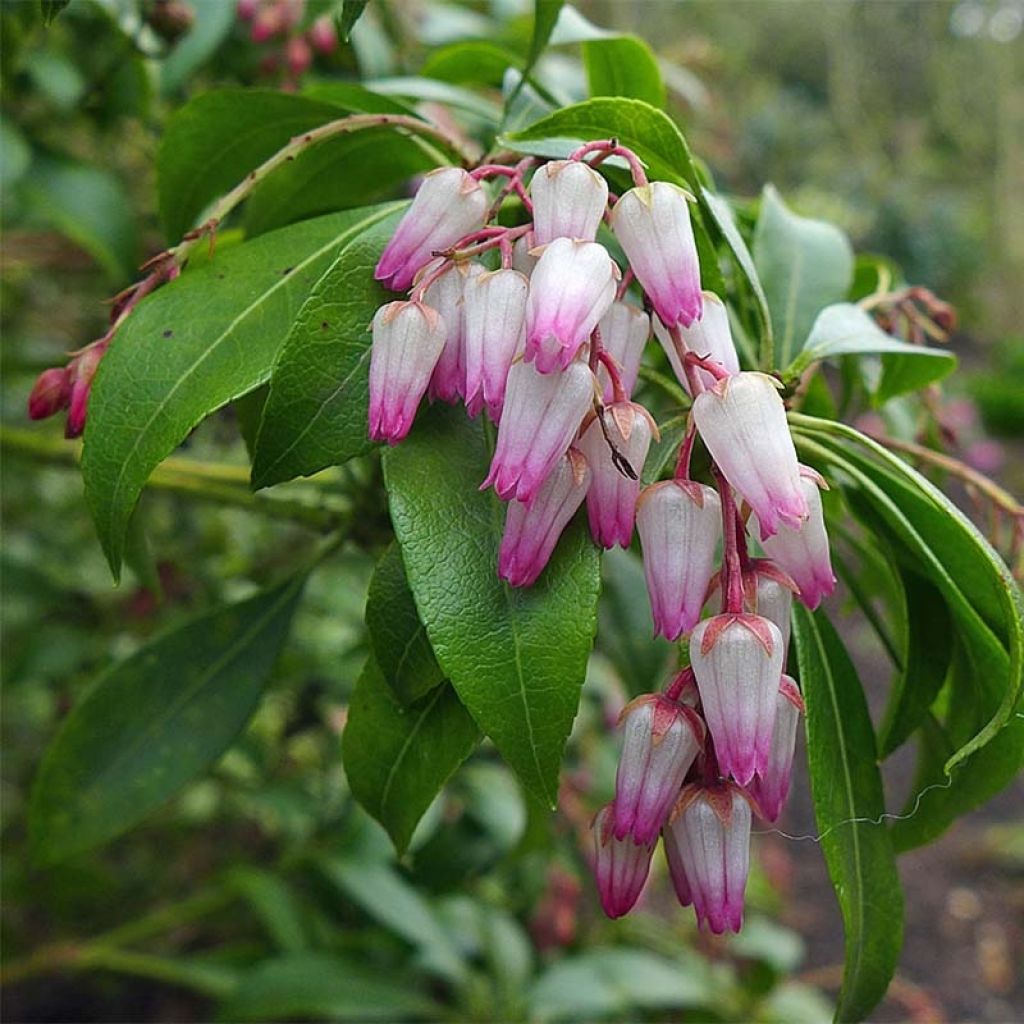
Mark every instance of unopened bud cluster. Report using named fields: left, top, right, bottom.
left=237, top=0, right=337, bottom=86
left=368, top=144, right=837, bottom=933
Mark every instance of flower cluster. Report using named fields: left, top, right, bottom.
left=367, top=142, right=836, bottom=934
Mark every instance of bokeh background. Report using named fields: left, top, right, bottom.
left=2, top=1, right=1022, bottom=1021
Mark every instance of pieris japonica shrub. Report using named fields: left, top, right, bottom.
left=20, top=2, right=1022, bottom=1021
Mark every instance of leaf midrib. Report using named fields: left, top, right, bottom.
left=379, top=685, right=445, bottom=815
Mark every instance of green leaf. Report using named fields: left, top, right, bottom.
left=364, top=75, right=503, bottom=124
left=878, top=570, right=953, bottom=757
left=641, top=414, right=687, bottom=485
left=84, top=205, right=398, bottom=576
left=421, top=40, right=520, bottom=88
left=583, top=35, right=665, bottom=109
left=337, top=0, right=369, bottom=42
left=786, top=303, right=956, bottom=400
left=791, top=606, right=903, bottom=1022
left=30, top=575, right=305, bottom=864
left=159, top=0, right=234, bottom=95
left=40, top=0, right=70, bottom=25
left=218, top=952, right=437, bottom=1021
left=365, top=544, right=445, bottom=705
left=319, top=856, right=467, bottom=982
left=21, top=158, right=136, bottom=282
left=230, top=868, right=308, bottom=952
left=0, top=115, right=30, bottom=190
left=343, top=660, right=479, bottom=854
left=382, top=405, right=601, bottom=807
left=158, top=87, right=413, bottom=240
left=250, top=203, right=403, bottom=489
left=753, top=186, right=854, bottom=369
left=510, top=0, right=566, bottom=105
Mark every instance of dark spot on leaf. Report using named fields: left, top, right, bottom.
left=282, top=267, right=293, bottom=276
left=162, top=329, right=173, bottom=338
left=321, top=321, right=330, bottom=330
left=217, top=273, right=225, bottom=279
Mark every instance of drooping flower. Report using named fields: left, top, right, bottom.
left=374, top=168, right=487, bottom=292
left=530, top=159, right=609, bottom=245
left=748, top=675, right=804, bottom=822
left=524, top=238, right=618, bottom=374
left=368, top=301, right=446, bottom=445
left=577, top=402, right=655, bottom=548
left=421, top=260, right=484, bottom=404
left=664, top=783, right=753, bottom=933
left=28, top=367, right=71, bottom=421
left=482, top=359, right=594, bottom=505
left=636, top=480, right=721, bottom=641
left=746, top=560, right=798, bottom=656
left=597, top=302, right=650, bottom=402
left=462, top=267, right=528, bottom=420
left=653, top=292, right=739, bottom=396
left=753, top=468, right=836, bottom=610
left=610, top=182, right=702, bottom=328
left=591, top=804, right=656, bottom=919
left=691, top=372, right=807, bottom=539
left=499, top=449, right=590, bottom=587
left=689, top=613, right=784, bottom=785
left=612, top=693, right=704, bottom=844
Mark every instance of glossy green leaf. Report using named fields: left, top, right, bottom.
left=250, top=203, right=403, bottom=489
left=30, top=575, right=305, bottom=864
left=383, top=405, right=601, bottom=807
left=421, top=40, right=520, bottom=87
left=583, top=35, right=665, bottom=109
left=878, top=570, right=953, bottom=757
left=21, top=158, right=136, bottom=281
left=366, top=75, right=503, bottom=123
left=641, top=414, right=688, bottom=485
left=365, top=544, right=444, bottom=705
left=219, top=953, right=436, bottom=1021
left=84, top=205, right=398, bottom=577
left=786, top=303, right=956, bottom=399
left=159, top=0, right=234, bottom=95
left=337, top=0, right=369, bottom=41
left=158, top=87, right=412, bottom=240
left=753, top=186, right=854, bottom=368
left=320, top=856, right=467, bottom=982
left=509, top=0, right=566, bottom=105
left=343, top=659, right=479, bottom=855
left=792, top=606, right=903, bottom=1023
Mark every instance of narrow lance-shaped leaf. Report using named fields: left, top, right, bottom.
left=30, top=574, right=306, bottom=864
left=383, top=405, right=601, bottom=807
left=251, top=204, right=405, bottom=489
left=84, top=204, right=401, bottom=577
left=507, top=0, right=566, bottom=105
left=792, top=606, right=904, bottom=1023
left=343, top=658, right=480, bottom=855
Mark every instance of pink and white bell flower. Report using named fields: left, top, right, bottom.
left=662, top=820, right=694, bottom=908
left=597, top=302, right=650, bottom=402
left=748, top=561, right=797, bottom=656
left=653, top=292, right=739, bottom=396
left=577, top=402, right=655, bottom=548
left=368, top=301, right=447, bottom=445
left=636, top=481, right=721, bottom=641
left=665, top=783, right=753, bottom=934
left=498, top=449, right=590, bottom=587
left=753, top=468, right=836, bottom=610
left=689, top=613, right=785, bottom=785
left=421, top=260, right=484, bottom=404
left=530, top=159, right=609, bottom=245
left=748, top=675, right=804, bottom=822
left=511, top=229, right=537, bottom=277
left=462, top=267, right=528, bottom=420
left=592, top=804, right=656, bottom=919
left=524, top=238, right=618, bottom=374
left=610, top=181, right=702, bottom=329
left=612, top=693, right=705, bottom=844
left=374, top=168, right=488, bottom=292
left=482, top=359, right=594, bottom=505
left=691, top=372, right=808, bottom=539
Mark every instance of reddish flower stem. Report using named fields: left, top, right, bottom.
left=568, top=138, right=649, bottom=187
left=674, top=416, right=697, bottom=480
left=668, top=324, right=705, bottom=397
left=713, top=465, right=745, bottom=614
left=664, top=666, right=695, bottom=701
left=596, top=350, right=628, bottom=406
left=683, top=350, right=731, bottom=382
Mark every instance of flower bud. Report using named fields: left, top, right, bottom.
left=747, top=561, right=796, bottom=655
left=375, top=168, right=488, bottom=292
left=368, top=301, right=446, bottom=445
left=286, top=36, right=312, bottom=77
left=524, top=238, right=618, bottom=374
left=613, top=693, right=704, bottom=844
left=689, top=613, right=784, bottom=785
left=308, top=14, right=338, bottom=54
left=636, top=481, right=721, bottom=640
left=748, top=675, right=804, bottom=821
left=577, top=403, right=653, bottom=549
left=65, top=345, right=105, bottom=439
left=591, top=804, right=655, bottom=919
left=662, top=821, right=693, bottom=907
left=28, top=367, right=71, bottom=421
left=691, top=372, right=807, bottom=539
left=753, top=469, right=836, bottom=610
left=462, top=267, right=528, bottom=420
left=482, top=359, right=594, bottom=505
left=237, top=0, right=259, bottom=21
left=610, top=182, right=702, bottom=328
left=499, top=449, right=590, bottom=587
left=530, top=160, right=609, bottom=245
left=421, top=260, right=483, bottom=405
left=653, top=292, right=739, bottom=395
left=665, top=783, right=752, bottom=933
left=597, top=302, right=649, bottom=402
